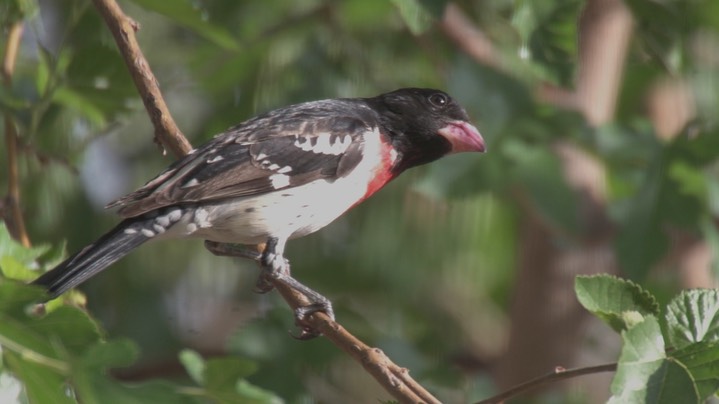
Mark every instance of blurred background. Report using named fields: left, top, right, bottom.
left=2, top=0, right=719, bottom=402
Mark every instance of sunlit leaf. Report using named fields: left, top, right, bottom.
left=609, top=316, right=699, bottom=403
left=575, top=274, right=659, bottom=332
left=663, top=289, right=719, bottom=349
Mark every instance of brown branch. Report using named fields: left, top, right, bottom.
left=440, top=3, right=500, bottom=70
left=478, top=363, right=617, bottom=404
left=94, top=1, right=439, bottom=402
left=91, top=0, right=193, bottom=158
left=273, top=283, right=441, bottom=404
left=3, top=21, right=31, bottom=247
left=204, top=242, right=440, bottom=403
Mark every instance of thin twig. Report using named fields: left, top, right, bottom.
left=477, top=363, right=617, bottom=404
left=91, top=0, right=193, bottom=158
left=93, top=1, right=439, bottom=402
left=3, top=21, right=31, bottom=247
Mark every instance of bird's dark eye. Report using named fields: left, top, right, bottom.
left=428, top=93, right=448, bottom=108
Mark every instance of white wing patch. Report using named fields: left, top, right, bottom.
left=294, top=133, right=352, bottom=155
left=269, top=173, right=291, bottom=188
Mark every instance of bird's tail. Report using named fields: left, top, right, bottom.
left=32, top=218, right=154, bottom=299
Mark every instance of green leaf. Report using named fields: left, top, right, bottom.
left=28, top=306, right=102, bottom=356
left=234, top=379, right=283, bottom=404
left=614, top=149, right=669, bottom=280
left=701, top=219, right=719, bottom=276
left=663, top=289, right=719, bottom=349
left=179, top=351, right=277, bottom=403
left=0, top=280, right=46, bottom=313
left=672, top=341, right=719, bottom=400
left=0, top=256, right=37, bottom=281
left=668, top=161, right=707, bottom=201
left=0, top=314, right=68, bottom=373
left=575, top=274, right=660, bottom=332
left=3, top=351, right=74, bottom=404
left=609, top=316, right=700, bottom=403
left=527, top=0, right=582, bottom=86
left=504, top=142, right=579, bottom=235
left=35, top=45, right=51, bottom=95
left=204, top=356, right=257, bottom=393
left=129, top=0, right=239, bottom=50
left=52, top=87, right=107, bottom=127
left=81, top=339, right=140, bottom=370
left=0, top=223, right=53, bottom=270
left=73, top=371, right=198, bottom=404
left=390, top=0, right=436, bottom=35
left=179, top=349, right=205, bottom=385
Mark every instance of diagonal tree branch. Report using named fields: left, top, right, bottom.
left=92, top=0, right=193, bottom=158
left=3, top=21, right=31, bottom=247
left=91, top=0, right=439, bottom=402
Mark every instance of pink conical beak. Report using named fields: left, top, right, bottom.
left=438, top=121, right=486, bottom=153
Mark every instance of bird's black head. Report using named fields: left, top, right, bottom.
left=366, top=88, right=485, bottom=174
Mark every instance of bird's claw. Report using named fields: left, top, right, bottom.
left=291, top=302, right=335, bottom=340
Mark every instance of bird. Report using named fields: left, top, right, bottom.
left=31, top=88, right=485, bottom=337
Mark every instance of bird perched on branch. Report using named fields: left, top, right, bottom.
left=32, top=88, right=485, bottom=338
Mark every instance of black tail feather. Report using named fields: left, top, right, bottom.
left=32, top=218, right=152, bottom=299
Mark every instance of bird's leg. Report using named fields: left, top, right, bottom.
left=261, top=237, right=335, bottom=339
left=204, top=240, right=262, bottom=261
left=204, top=240, right=277, bottom=293
left=205, top=239, right=334, bottom=339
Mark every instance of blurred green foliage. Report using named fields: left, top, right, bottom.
left=1, top=0, right=719, bottom=402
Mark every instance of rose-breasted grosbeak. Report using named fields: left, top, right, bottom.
left=32, top=88, right=485, bottom=336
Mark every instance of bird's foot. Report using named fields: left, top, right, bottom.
left=281, top=277, right=335, bottom=340
left=260, top=237, right=334, bottom=339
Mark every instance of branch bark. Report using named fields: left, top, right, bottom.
left=92, top=0, right=193, bottom=158
left=92, top=0, right=438, bottom=402
left=3, top=21, right=31, bottom=247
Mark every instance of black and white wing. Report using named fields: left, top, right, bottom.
left=107, top=100, right=380, bottom=218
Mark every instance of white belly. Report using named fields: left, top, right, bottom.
left=195, top=177, right=367, bottom=244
